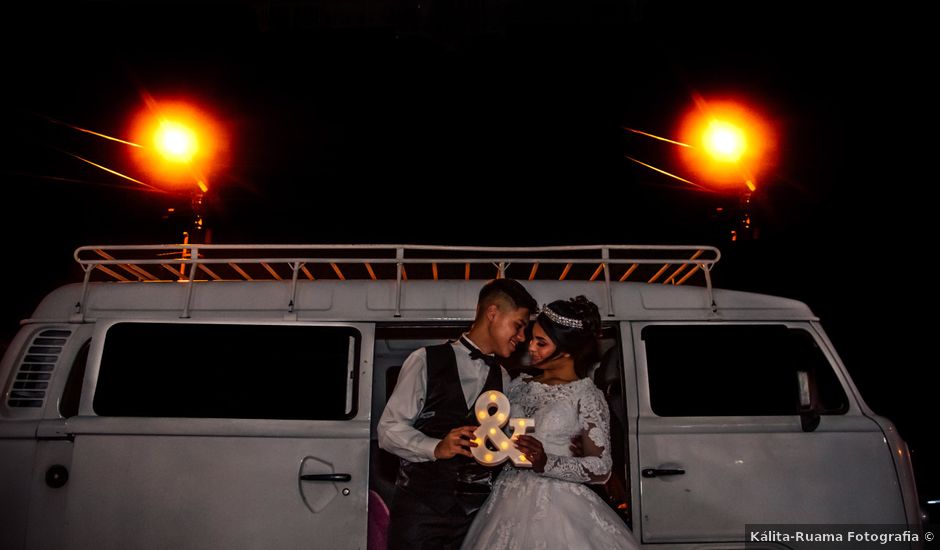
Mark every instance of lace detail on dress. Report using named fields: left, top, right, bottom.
left=494, top=520, right=513, bottom=549
left=587, top=425, right=606, bottom=449
left=509, top=376, right=612, bottom=484
left=460, top=375, right=639, bottom=550
left=590, top=507, right=623, bottom=535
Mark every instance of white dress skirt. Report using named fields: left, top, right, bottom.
left=461, top=376, right=640, bottom=550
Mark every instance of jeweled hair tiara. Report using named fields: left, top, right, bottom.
left=540, top=305, right=583, bottom=329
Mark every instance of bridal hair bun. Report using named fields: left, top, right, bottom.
left=567, top=295, right=601, bottom=338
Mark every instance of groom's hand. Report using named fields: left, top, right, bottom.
left=569, top=435, right=584, bottom=457
left=434, top=426, right=478, bottom=459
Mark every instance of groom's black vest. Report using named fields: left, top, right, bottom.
left=396, top=342, right=503, bottom=515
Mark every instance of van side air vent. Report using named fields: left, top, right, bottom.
left=7, top=329, right=72, bottom=408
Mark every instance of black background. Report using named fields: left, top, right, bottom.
left=2, top=0, right=936, bottom=510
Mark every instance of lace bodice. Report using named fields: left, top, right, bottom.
left=461, top=375, right=638, bottom=550
left=507, top=375, right=612, bottom=484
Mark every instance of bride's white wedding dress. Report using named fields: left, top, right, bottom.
left=461, top=375, right=640, bottom=550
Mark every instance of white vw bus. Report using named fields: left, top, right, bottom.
left=0, top=244, right=923, bottom=549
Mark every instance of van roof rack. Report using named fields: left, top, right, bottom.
left=73, top=244, right=720, bottom=318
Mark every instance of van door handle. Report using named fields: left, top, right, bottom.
left=641, top=468, right=685, bottom=478
left=300, top=473, right=352, bottom=482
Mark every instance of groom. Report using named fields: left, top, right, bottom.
left=378, top=278, right=537, bottom=550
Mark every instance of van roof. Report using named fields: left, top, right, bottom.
left=25, top=245, right=815, bottom=323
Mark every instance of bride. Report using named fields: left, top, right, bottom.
left=460, top=296, right=640, bottom=550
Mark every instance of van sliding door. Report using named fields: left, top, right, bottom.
left=63, top=321, right=374, bottom=550
left=631, top=322, right=905, bottom=544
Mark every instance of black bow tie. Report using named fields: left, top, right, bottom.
left=460, top=337, right=501, bottom=369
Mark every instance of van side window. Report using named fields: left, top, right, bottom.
left=59, top=338, right=91, bottom=418
left=642, top=324, right=847, bottom=417
left=93, top=323, right=360, bottom=420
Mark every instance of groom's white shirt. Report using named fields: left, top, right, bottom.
left=377, top=334, right=511, bottom=463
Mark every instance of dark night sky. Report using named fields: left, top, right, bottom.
left=2, top=1, right=937, bottom=504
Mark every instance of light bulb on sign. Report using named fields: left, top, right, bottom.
left=471, top=391, right=535, bottom=468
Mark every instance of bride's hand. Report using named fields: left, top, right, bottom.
left=514, top=435, right=547, bottom=472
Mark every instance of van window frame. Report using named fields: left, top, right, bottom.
left=635, top=321, right=851, bottom=418
left=88, top=320, right=364, bottom=421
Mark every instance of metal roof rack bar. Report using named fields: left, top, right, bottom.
left=73, top=244, right=721, bottom=317
left=198, top=264, right=222, bottom=281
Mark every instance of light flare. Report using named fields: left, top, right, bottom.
left=155, top=121, right=198, bottom=163
left=677, top=99, right=776, bottom=191
left=703, top=120, right=746, bottom=162
left=129, top=99, right=227, bottom=192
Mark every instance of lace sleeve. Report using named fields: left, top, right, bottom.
left=541, top=385, right=612, bottom=484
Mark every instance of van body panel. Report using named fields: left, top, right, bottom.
left=25, top=439, right=72, bottom=550
left=28, top=281, right=819, bottom=323
left=636, top=427, right=905, bottom=542
left=0, top=438, right=33, bottom=550
left=62, top=434, right=367, bottom=550
left=2, top=322, right=89, bottom=550
left=3, top=258, right=922, bottom=549
left=641, top=286, right=813, bottom=312
left=810, top=322, right=923, bottom=529
left=630, top=321, right=913, bottom=544
left=2, top=316, right=376, bottom=550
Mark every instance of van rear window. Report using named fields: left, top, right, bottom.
left=94, top=323, right=359, bottom=420
left=642, top=324, right=847, bottom=417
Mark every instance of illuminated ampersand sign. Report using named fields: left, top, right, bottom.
left=471, top=390, right=535, bottom=468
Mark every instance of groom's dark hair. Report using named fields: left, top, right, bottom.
left=475, top=279, right=537, bottom=321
